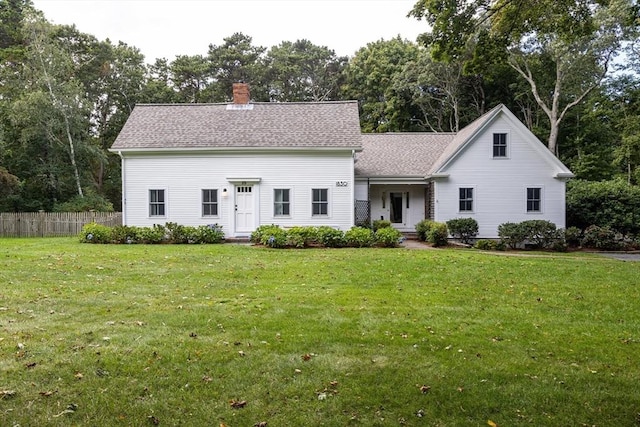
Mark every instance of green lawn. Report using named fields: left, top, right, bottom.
left=1, top=238, right=639, bottom=426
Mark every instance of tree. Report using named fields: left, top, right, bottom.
left=342, top=37, right=422, bottom=132
left=170, top=54, right=210, bottom=103
left=410, top=0, right=639, bottom=155
left=207, top=33, right=266, bottom=101
left=17, top=13, right=88, bottom=198
left=264, top=39, right=347, bottom=102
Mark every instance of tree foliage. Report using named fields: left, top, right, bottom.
left=410, top=0, right=640, bottom=155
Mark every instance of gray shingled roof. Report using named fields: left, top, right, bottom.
left=111, top=101, right=362, bottom=150
left=355, top=133, right=456, bottom=177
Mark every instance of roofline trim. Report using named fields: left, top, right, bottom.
left=109, top=146, right=363, bottom=155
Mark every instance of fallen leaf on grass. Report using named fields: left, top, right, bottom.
left=302, top=353, right=312, bottom=361
left=202, top=375, right=213, bottom=382
left=25, top=362, right=37, bottom=369
left=39, top=390, right=56, bottom=397
left=487, top=420, right=498, bottom=427
left=419, top=385, right=431, bottom=394
left=230, top=399, right=247, bottom=408
left=75, top=372, right=83, bottom=380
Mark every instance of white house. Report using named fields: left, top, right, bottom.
left=110, top=83, right=573, bottom=239
left=354, top=104, right=574, bottom=238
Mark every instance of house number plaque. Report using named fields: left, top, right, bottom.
left=335, top=181, right=348, bottom=187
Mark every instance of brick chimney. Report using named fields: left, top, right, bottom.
left=232, top=82, right=250, bottom=104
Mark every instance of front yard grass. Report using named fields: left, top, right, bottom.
left=0, top=238, right=639, bottom=426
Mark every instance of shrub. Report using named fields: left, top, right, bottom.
left=253, top=225, right=287, bottom=248
left=372, top=219, right=391, bottom=231
left=375, top=226, right=403, bottom=247
left=138, top=224, right=166, bottom=244
left=519, top=220, right=558, bottom=249
left=581, top=225, right=623, bottom=251
left=474, top=239, right=497, bottom=250
left=427, top=222, right=448, bottom=247
left=110, top=225, right=140, bottom=244
left=498, top=222, right=527, bottom=249
left=344, top=226, right=375, bottom=248
left=188, top=224, right=225, bottom=244
left=251, top=225, right=279, bottom=244
left=564, top=226, right=582, bottom=248
left=446, top=218, right=479, bottom=244
left=79, top=222, right=112, bottom=244
left=286, top=226, right=318, bottom=247
left=54, top=190, right=114, bottom=212
left=567, top=178, right=640, bottom=238
left=165, top=222, right=189, bottom=243
left=316, top=226, right=345, bottom=248
left=415, top=219, right=435, bottom=242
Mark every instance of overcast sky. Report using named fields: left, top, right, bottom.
left=32, top=0, right=427, bottom=63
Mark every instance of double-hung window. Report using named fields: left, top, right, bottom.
left=527, top=187, right=542, bottom=212
left=459, top=187, right=474, bottom=212
left=202, top=189, right=218, bottom=216
left=312, top=188, right=328, bottom=216
left=274, top=189, right=290, bottom=216
left=493, top=133, right=507, bottom=158
left=149, top=189, right=165, bottom=217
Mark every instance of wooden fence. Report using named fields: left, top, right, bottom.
left=0, top=212, right=122, bottom=238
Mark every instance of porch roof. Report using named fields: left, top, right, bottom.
left=355, top=133, right=455, bottom=178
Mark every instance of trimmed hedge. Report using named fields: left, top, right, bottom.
left=415, top=219, right=448, bottom=246
left=498, top=220, right=560, bottom=250
left=446, top=217, right=478, bottom=244
left=80, top=222, right=225, bottom=244
left=250, top=225, right=403, bottom=249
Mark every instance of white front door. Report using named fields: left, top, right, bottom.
left=235, top=185, right=254, bottom=233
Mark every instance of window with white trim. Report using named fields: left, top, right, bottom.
left=312, top=188, right=328, bottom=216
left=202, top=189, right=218, bottom=216
left=274, top=189, right=290, bottom=216
left=493, top=133, right=507, bottom=158
left=149, top=189, right=165, bottom=217
left=527, top=187, right=542, bottom=212
left=459, top=187, right=474, bottom=212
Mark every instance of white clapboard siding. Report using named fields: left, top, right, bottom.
left=434, top=113, right=567, bottom=238
left=122, top=151, right=355, bottom=235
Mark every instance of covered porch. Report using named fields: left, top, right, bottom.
left=355, top=179, right=434, bottom=232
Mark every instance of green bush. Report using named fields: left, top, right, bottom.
left=581, top=225, right=623, bottom=251
left=316, top=226, right=345, bottom=248
left=254, top=225, right=287, bottom=248
left=79, top=222, right=113, bottom=243
left=564, top=226, right=582, bottom=247
left=519, top=220, right=558, bottom=249
left=375, top=227, right=403, bottom=247
left=498, top=222, right=528, bottom=249
left=251, top=225, right=279, bottom=244
left=427, top=222, right=449, bottom=247
left=54, top=191, right=114, bottom=212
left=110, top=225, right=140, bottom=244
left=474, top=239, right=497, bottom=250
left=567, top=179, right=640, bottom=238
left=139, top=224, right=167, bottom=244
left=188, top=224, right=225, bottom=244
left=415, top=219, right=435, bottom=242
left=446, top=218, right=478, bottom=244
left=372, top=219, right=391, bottom=231
left=286, top=226, right=318, bottom=247
left=344, top=226, right=375, bottom=248
left=165, top=222, right=189, bottom=243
